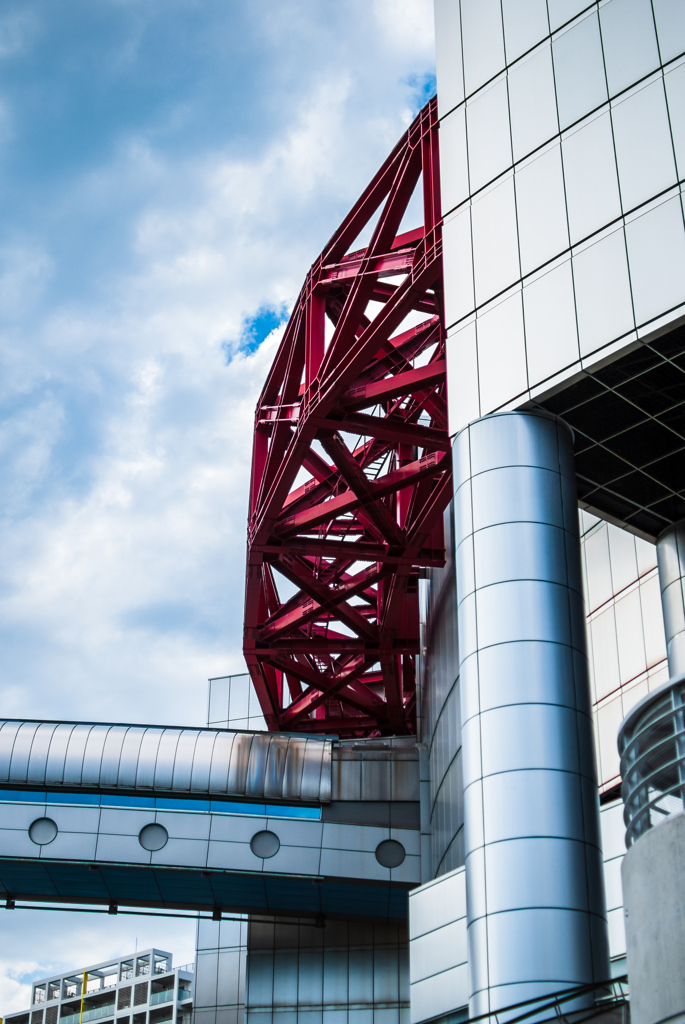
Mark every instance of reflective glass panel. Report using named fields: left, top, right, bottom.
left=573, top=227, right=634, bottom=356
left=476, top=291, right=527, bottom=413
left=515, top=143, right=569, bottom=275
left=665, top=61, right=685, bottom=181
left=553, top=11, right=608, bottom=130
left=435, top=0, right=465, bottom=115
left=653, top=0, right=685, bottom=64
left=523, top=260, right=579, bottom=387
left=502, top=0, right=549, bottom=63
left=442, top=206, right=475, bottom=328
left=508, top=42, right=559, bottom=162
left=625, top=194, right=685, bottom=325
left=440, top=105, right=469, bottom=215
left=466, top=76, right=512, bottom=193
left=600, top=0, right=660, bottom=98
left=548, top=0, right=594, bottom=32
left=461, top=0, right=505, bottom=96
left=612, top=77, right=677, bottom=212
left=471, top=176, right=520, bottom=305
left=446, top=321, right=480, bottom=433
left=562, top=109, right=622, bottom=243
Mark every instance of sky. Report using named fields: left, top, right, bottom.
left=0, top=0, right=436, bottom=1010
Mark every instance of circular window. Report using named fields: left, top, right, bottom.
left=28, top=817, right=58, bottom=846
left=250, top=830, right=280, bottom=859
left=138, top=823, right=168, bottom=852
left=375, top=839, right=405, bottom=868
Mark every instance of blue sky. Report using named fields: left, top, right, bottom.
left=0, top=0, right=435, bottom=1007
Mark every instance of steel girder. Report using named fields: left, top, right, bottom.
left=243, top=97, right=450, bottom=737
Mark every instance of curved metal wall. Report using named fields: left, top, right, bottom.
left=0, top=721, right=332, bottom=803
left=657, top=519, right=685, bottom=677
left=453, top=410, right=609, bottom=1017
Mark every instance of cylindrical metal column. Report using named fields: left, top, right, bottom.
left=657, top=520, right=685, bottom=678
left=453, top=410, right=609, bottom=1018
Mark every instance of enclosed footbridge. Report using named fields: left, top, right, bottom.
left=0, top=720, right=420, bottom=921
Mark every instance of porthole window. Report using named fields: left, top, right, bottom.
left=375, top=839, right=405, bottom=868
left=29, top=818, right=58, bottom=846
left=250, top=830, right=280, bottom=859
left=138, top=823, right=168, bottom=851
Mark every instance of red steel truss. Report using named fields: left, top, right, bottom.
left=243, top=97, right=451, bottom=737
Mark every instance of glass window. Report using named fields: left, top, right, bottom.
left=471, top=175, right=520, bottom=305
left=552, top=11, right=608, bottom=130
left=653, top=0, right=685, bottom=64
left=665, top=60, right=685, bottom=181
left=440, top=105, right=469, bottom=215
left=562, top=109, right=622, bottom=243
left=435, top=0, right=465, bottom=115
left=461, top=0, right=505, bottom=96
left=502, top=0, right=549, bottom=63
left=475, top=290, right=528, bottom=413
left=625, top=194, right=685, bottom=326
left=515, top=143, right=569, bottom=275
left=612, top=77, right=677, bottom=212
left=508, top=42, right=559, bottom=162
left=442, top=205, right=475, bottom=328
left=600, top=0, right=660, bottom=98
left=573, top=227, right=634, bottom=356
left=466, top=76, right=512, bottom=193
left=446, top=321, right=480, bottom=433
left=548, top=0, right=594, bottom=32
left=523, top=260, right=579, bottom=387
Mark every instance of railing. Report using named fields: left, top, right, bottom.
left=619, top=675, right=685, bottom=847
left=175, top=965, right=194, bottom=974
left=149, top=992, right=173, bottom=1007
left=60, top=1004, right=114, bottom=1024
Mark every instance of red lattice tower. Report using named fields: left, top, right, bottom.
left=243, top=97, right=450, bottom=737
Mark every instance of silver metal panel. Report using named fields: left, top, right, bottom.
left=44, top=724, right=75, bottom=784
left=63, top=725, right=93, bottom=785
left=98, top=726, right=127, bottom=788
left=81, top=726, right=109, bottom=786
left=191, top=730, right=217, bottom=793
left=9, top=722, right=40, bottom=782
left=26, top=724, right=56, bottom=784
left=171, top=730, right=199, bottom=792
left=657, top=520, right=685, bottom=676
left=136, top=728, right=163, bottom=789
left=117, top=727, right=145, bottom=788
left=263, top=735, right=291, bottom=799
left=0, top=722, right=24, bottom=781
left=154, top=729, right=182, bottom=790
left=226, top=733, right=253, bottom=795
left=208, top=731, right=236, bottom=794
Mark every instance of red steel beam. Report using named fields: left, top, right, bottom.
left=243, top=96, right=450, bottom=737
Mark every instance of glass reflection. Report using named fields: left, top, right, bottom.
left=502, top=0, right=549, bottom=63
left=471, top=176, right=520, bottom=305
left=652, top=0, right=685, bottom=64
left=612, top=77, right=677, bottom=212
left=548, top=0, right=594, bottom=32
left=476, top=291, right=527, bottom=413
left=562, top=110, right=622, bottom=243
left=665, top=62, right=685, bottom=181
left=523, top=261, right=579, bottom=387
left=442, top=206, right=475, bottom=328
left=435, top=0, right=465, bottom=116
left=573, top=228, right=634, bottom=356
left=553, top=11, right=608, bottom=129
left=508, top=42, right=559, bottom=162
left=461, top=0, right=505, bottom=96
left=440, top=105, right=469, bottom=215
left=515, top=143, right=569, bottom=275
left=600, top=0, right=660, bottom=99
left=625, top=195, right=685, bottom=325
left=467, top=76, right=512, bottom=193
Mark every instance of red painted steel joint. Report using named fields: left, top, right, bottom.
left=243, top=97, right=450, bottom=737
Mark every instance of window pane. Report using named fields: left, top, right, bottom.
left=625, top=194, right=685, bottom=325
left=665, top=61, right=685, bottom=181
left=446, top=321, right=480, bottom=433
left=515, top=143, right=569, bottom=275
left=466, top=76, right=512, bottom=192
left=600, top=0, right=660, bottom=97
left=553, top=11, right=608, bottom=130
left=475, top=291, right=527, bottom=413
left=573, top=227, right=634, bottom=356
left=508, top=42, right=559, bottom=162
left=435, top=0, right=465, bottom=116
left=612, top=77, right=677, bottom=211
left=548, top=0, right=594, bottom=32
left=443, top=206, right=475, bottom=328
left=461, top=0, right=505, bottom=96
left=471, top=175, right=520, bottom=305
left=502, top=0, right=549, bottom=63
left=523, top=260, right=579, bottom=387
left=653, top=0, right=685, bottom=64
left=562, top=110, right=622, bottom=243
left=440, top=105, right=469, bottom=215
